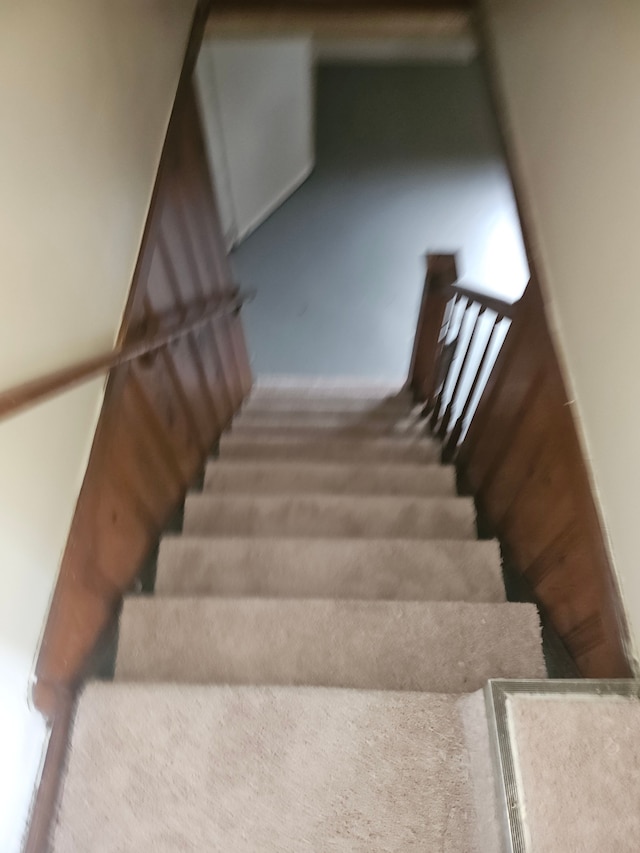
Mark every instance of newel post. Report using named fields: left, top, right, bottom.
left=407, top=252, right=458, bottom=404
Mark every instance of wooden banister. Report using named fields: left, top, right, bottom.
left=408, top=254, right=520, bottom=427
left=456, top=276, right=633, bottom=676
left=22, top=6, right=254, bottom=848
left=0, top=290, right=251, bottom=422
left=408, top=251, right=632, bottom=678
left=408, top=253, right=458, bottom=402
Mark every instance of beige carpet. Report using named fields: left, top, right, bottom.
left=155, top=537, right=505, bottom=601
left=251, top=376, right=410, bottom=397
left=231, top=415, right=429, bottom=438
left=203, top=460, right=456, bottom=496
left=220, top=434, right=440, bottom=464
left=182, top=493, right=476, bottom=539
left=115, top=598, right=544, bottom=689
left=51, top=379, right=549, bottom=849
left=233, top=408, right=425, bottom=431
left=245, top=395, right=411, bottom=414
left=53, top=684, right=500, bottom=853
left=508, top=694, right=640, bottom=853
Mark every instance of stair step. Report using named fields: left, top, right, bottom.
left=115, top=599, right=545, bottom=689
left=219, top=434, right=440, bottom=464
left=232, top=421, right=429, bottom=439
left=203, top=460, right=456, bottom=496
left=252, top=375, right=409, bottom=398
left=244, top=394, right=413, bottom=415
left=155, top=537, right=505, bottom=601
left=52, top=684, right=500, bottom=852
left=232, top=410, right=428, bottom=437
left=182, top=493, right=476, bottom=539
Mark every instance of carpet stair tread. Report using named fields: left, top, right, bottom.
left=203, top=460, right=456, bottom=496
left=182, top=493, right=477, bottom=539
left=155, top=536, right=505, bottom=602
left=219, top=434, right=440, bottom=464
left=115, top=598, right=546, bottom=690
left=52, top=684, right=500, bottom=853
left=231, top=411, right=428, bottom=437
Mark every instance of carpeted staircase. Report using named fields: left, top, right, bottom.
left=52, top=380, right=547, bottom=851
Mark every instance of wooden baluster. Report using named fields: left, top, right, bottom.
left=438, top=304, right=486, bottom=440
left=422, top=295, right=457, bottom=417
left=442, top=311, right=503, bottom=462
left=429, top=296, right=467, bottom=431
left=408, top=253, right=458, bottom=404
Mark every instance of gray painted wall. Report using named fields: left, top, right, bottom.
left=232, top=61, right=528, bottom=381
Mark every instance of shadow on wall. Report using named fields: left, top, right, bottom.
left=232, top=61, right=528, bottom=380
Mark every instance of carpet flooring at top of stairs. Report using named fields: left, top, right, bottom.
left=232, top=406, right=425, bottom=428
left=249, top=376, right=412, bottom=398
left=230, top=413, right=429, bottom=438
left=52, top=684, right=502, bottom=853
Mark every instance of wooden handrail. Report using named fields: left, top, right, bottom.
left=0, top=290, right=252, bottom=422
left=409, top=255, right=633, bottom=675
left=450, top=283, right=519, bottom=319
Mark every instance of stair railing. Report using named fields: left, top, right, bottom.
left=0, top=289, right=253, bottom=424
left=408, top=252, right=518, bottom=462
left=408, top=251, right=633, bottom=678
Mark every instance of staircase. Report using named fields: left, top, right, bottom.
left=51, top=379, right=546, bottom=851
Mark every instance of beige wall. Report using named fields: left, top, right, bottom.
left=0, top=1, right=195, bottom=848
left=484, top=0, right=640, bottom=663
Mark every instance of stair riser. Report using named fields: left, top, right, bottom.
left=203, top=461, right=456, bottom=497
left=155, top=538, right=505, bottom=602
left=115, top=599, right=546, bottom=691
left=234, top=408, right=426, bottom=432
left=227, top=420, right=433, bottom=439
left=242, top=392, right=412, bottom=410
left=219, top=438, right=440, bottom=464
left=183, top=495, right=476, bottom=540
left=244, top=397, right=413, bottom=415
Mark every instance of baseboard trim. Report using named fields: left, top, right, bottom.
left=23, top=692, right=75, bottom=853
